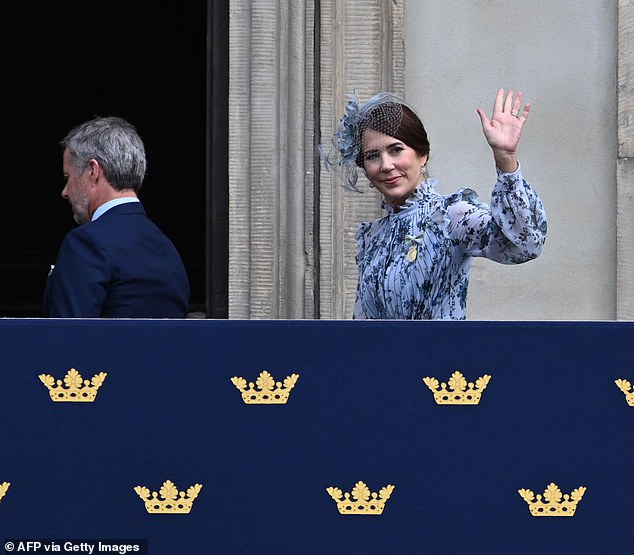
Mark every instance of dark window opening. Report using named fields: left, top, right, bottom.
left=0, top=1, right=228, bottom=318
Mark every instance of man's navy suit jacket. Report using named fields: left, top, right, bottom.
left=43, top=202, right=190, bottom=318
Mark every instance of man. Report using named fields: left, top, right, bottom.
left=43, top=116, right=190, bottom=318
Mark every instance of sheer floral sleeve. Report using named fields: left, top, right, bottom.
left=446, top=164, right=547, bottom=264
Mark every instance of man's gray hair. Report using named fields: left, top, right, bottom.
left=61, top=116, right=147, bottom=192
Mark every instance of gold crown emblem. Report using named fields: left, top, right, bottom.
left=134, top=480, right=202, bottom=514
left=231, top=371, right=299, bottom=404
left=518, top=483, right=586, bottom=517
left=423, top=371, right=491, bottom=404
left=326, top=481, right=395, bottom=515
left=39, top=368, right=107, bottom=402
left=615, top=379, right=634, bottom=405
left=0, top=482, right=9, bottom=504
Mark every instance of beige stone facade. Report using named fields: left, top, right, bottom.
left=229, top=0, right=633, bottom=320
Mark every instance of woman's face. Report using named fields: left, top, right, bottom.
left=361, top=128, right=427, bottom=208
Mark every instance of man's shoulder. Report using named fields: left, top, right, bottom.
left=87, top=203, right=148, bottom=232
left=60, top=211, right=129, bottom=250
left=56, top=221, right=106, bottom=260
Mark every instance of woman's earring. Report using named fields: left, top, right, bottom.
left=365, top=170, right=375, bottom=188
left=420, top=164, right=428, bottom=178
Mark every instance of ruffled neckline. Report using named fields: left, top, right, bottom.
left=381, top=178, right=439, bottom=215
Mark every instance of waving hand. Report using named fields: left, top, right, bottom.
left=476, top=88, right=530, bottom=173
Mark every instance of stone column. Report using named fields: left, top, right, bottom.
left=229, top=0, right=316, bottom=318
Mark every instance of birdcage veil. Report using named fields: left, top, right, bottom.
left=319, top=91, right=414, bottom=191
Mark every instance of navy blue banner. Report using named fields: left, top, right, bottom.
left=0, top=319, right=633, bottom=554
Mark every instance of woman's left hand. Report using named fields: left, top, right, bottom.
left=476, top=88, right=530, bottom=173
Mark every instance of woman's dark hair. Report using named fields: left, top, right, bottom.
left=355, top=103, right=430, bottom=167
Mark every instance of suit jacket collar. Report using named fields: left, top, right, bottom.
left=94, top=199, right=145, bottom=220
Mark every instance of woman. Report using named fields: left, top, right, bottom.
left=322, top=89, right=547, bottom=319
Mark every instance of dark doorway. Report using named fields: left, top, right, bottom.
left=0, top=1, right=227, bottom=317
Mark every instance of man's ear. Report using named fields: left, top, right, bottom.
left=87, top=158, right=101, bottom=182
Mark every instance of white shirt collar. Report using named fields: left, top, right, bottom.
left=92, top=197, right=140, bottom=221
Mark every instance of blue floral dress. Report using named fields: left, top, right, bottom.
left=353, top=165, right=547, bottom=319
